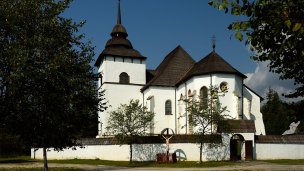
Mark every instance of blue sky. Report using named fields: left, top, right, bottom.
left=63, top=0, right=254, bottom=72
left=63, top=0, right=301, bottom=102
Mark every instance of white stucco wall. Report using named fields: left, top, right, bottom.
left=176, top=74, right=244, bottom=121
left=143, top=86, right=177, bottom=134
left=243, top=87, right=266, bottom=135
left=31, top=142, right=230, bottom=161
left=99, top=56, right=146, bottom=84
left=98, top=83, right=144, bottom=137
left=97, top=55, right=147, bottom=137
left=255, top=143, right=304, bottom=160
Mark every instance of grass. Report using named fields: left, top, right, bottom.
left=0, top=156, right=35, bottom=164
left=0, top=169, right=85, bottom=171
left=48, top=158, right=235, bottom=168
left=0, top=168, right=84, bottom=171
left=1, top=156, right=304, bottom=170
left=0, top=156, right=235, bottom=168
left=261, top=159, right=304, bottom=165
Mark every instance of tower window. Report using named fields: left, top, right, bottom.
left=119, top=72, right=130, bottom=84
left=165, top=100, right=172, bottom=115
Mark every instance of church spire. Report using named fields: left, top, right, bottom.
left=117, top=0, right=121, bottom=24
left=111, top=0, right=128, bottom=37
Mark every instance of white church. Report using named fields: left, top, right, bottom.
left=32, top=1, right=304, bottom=161
left=94, top=1, right=265, bottom=137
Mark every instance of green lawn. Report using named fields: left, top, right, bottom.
left=1, top=156, right=304, bottom=169
left=0, top=156, right=234, bottom=168
left=261, top=159, right=304, bottom=165
left=0, top=169, right=85, bottom=171
left=48, top=158, right=235, bottom=168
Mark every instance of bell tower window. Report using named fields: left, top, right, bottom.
left=119, top=72, right=130, bottom=84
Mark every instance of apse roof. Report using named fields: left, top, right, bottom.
left=177, top=51, right=247, bottom=84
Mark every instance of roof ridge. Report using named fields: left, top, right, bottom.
left=141, top=45, right=195, bottom=91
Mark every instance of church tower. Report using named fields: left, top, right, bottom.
left=95, top=0, right=146, bottom=137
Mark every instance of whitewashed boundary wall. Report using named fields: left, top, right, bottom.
left=31, top=143, right=230, bottom=161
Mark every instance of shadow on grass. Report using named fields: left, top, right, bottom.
left=0, top=156, right=35, bottom=164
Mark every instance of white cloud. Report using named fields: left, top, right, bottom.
left=244, top=62, right=303, bottom=103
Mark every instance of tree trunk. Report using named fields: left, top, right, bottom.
left=129, top=143, right=133, bottom=163
left=200, top=142, right=203, bottom=164
left=43, top=147, right=48, bottom=171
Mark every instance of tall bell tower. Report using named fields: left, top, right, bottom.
left=95, top=0, right=146, bottom=137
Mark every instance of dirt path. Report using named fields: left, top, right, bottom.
left=0, top=161, right=303, bottom=170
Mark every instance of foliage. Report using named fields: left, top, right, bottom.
left=106, top=99, right=154, bottom=163
left=261, top=88, right=296, bottom=135
left=0, top=0, right=106, bottom=170
left=287, top=100, right=304, bottom=133
left=0, top=128, right=28, bottom=156
left=184, top=85, right=230, bottom=163
left=208, top=0, right=304, bottom=98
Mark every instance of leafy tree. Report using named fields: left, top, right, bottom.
left=106, top=99, right=154, bottom=163
left=261, top=88, right=295, bottom=134
left=184, top=85, right=230, bottom=163
left=0, top=0, right=106, bottom=170
left=208, top=0, right=304, bottom=98
left=287, top=100, right=304, bottom=133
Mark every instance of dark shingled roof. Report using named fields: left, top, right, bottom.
left=94, top=0, right=145, bottom=67
left=225, top=120, right=256, bottom=133
left=256, top=135, right=304, bottom=144
left=177, top=51, right=247, bottom=84
left=141, top=45, right=195, bottom=91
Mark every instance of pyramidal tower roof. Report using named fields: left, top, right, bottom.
left=95, top=0, right=145, bottom=67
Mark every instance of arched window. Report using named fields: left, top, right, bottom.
left=165, top=100, right=172, bottom=115
left=188, top=89, right=193, bottom=97
left=119, top=72, right=129, bottom=84
left=200, top=86, right=208, bottom=109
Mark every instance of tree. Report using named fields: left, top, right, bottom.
left=287, top=100, right=304, bottom=133
left=261, top=88, right=295, bottom=134
left=0, top=0, right=106, bottom=170
left=208, top=0, right=304, bottom=98
left=106, top=99, right=154, bottom=163
left=184, top=85, right=230, bottom=163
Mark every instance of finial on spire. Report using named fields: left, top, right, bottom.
left=117, top=0, right=121, bottom=24
left=212, top=35, right=216, bottom=51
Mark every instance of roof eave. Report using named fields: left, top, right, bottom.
left=94, top=53, right=147, bottom=67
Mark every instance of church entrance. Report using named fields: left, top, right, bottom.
left=230, top=134, right=253, bottom=161
left=230, top=134, right=244, bottom=161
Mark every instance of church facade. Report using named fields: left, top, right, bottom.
left=95, top=1, right=265, bottom=138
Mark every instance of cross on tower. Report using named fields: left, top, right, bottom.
left=212, top=35, right=216, bottom=51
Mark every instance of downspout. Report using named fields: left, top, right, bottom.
left=210, top=74, right=213, bottom=132
left=241, top=78, right=244, bottom=120
left=185, top=82, right=188, bottom=134
left=142, top=91, right=145, bottom=109
left=175, top=88, right=177, bottom=134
